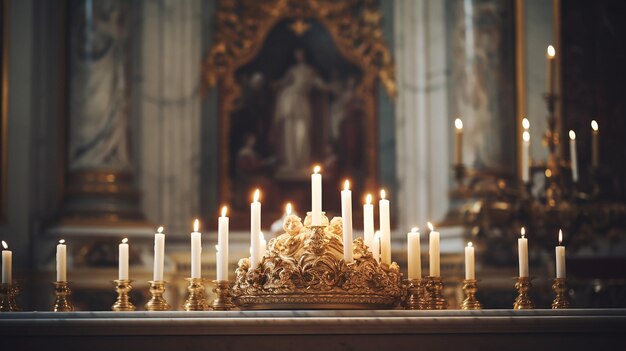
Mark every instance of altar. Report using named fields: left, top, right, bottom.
left=2, top=310, right=625, bottom=350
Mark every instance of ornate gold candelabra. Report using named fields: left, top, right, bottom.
left=145, top=280, right=171, bottom=311
left=0, top=282, right=20, bottom=312
left=211, top=280, right=236, bottom=311
left=183, top=277, right=209, bottom=311
left=423, top=276, right=447, bottom=310
left=52, top=281, right=74, bottom=312
left=404, top=279, right=426, bottom=310
left=461, top=279, right=482, bottom=310
left=111, top=279, right=135, bottom=312
left=551, top=277, right=571, bottom=309
left=513, top=277, right=535, bottom=309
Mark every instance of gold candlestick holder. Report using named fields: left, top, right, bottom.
left=404, top=279, right=427, bottom=310
left=0, top=282, right=20, bottom=312
left=551, top=277, right=571, bottom=309
left=424, top=276, right=447, bottom=310
left=183, top=277, right=209, bottom=311
left=461, top=279, right=482, bottom=310
left=111, top=279, right=135, bottom=311
left=52, top=281, right=74, bottom=312
left=513, top=277, right=535, bottom=309
left=145, top=280, right=171, bottom=311
left=211, top=280, right=236, bottom=311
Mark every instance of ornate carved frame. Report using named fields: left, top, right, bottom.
left=203, top=0, right=396, bottom=208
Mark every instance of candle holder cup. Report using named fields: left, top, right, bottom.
left=183, top=277, right=209, bottom=311
left=145, top=280, right=171, bottom=311
left=0, top=282, right=20, bottom=312
left=461, top=279, right=482, bottom=310
left=211, top=280, right=236, bottom=311
left=404, top=279, right=427, bottom=310
left=551, top=277, right=571, bottom=309
left=424, top=276, right=447, bottom=310
left=513, top=277, right=535, bottom=309
left=111, top=279, right=135, bottom=312
left=52, top=281, right=74, bottom=312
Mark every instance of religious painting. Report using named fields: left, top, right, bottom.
left=0, top=0, right=8, bottom=222
left=204, top=0, right=396, bottom=229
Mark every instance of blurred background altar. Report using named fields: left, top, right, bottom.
left=0, top=0, right=625, bottom=310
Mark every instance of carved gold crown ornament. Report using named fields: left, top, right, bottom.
left=231, top=213, right=404, bottom=309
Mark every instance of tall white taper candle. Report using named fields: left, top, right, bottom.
left=407, top=227, right=421, bottom=280
left=465, top=242, right=475, bottom=280
left=153, top=226, right=165, bottom=281
left=363, top=194, right=374, bottom=250
left=250, top=189, right=262, bottom=268
left=311, top=165, right=322, bottom=225
left=119, top=238, right=129, bottom=280
left=428, top=222, right=440, bottom=277
left=217, top=206, right=229, bottom=281
left=518, top=227, right=529, bottom=277
left=379, top=189, right=391, bottom=265
left=341, top=180, right=354, bottom=263
left=1, top=241, right=11, bottom=284
left=556, top=229, right=566, bottom=278
left=56, top=239, right=67, bottom=282
left=191, top=219, right=202, bottom=279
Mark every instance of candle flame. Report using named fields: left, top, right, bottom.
left=427, top=221, right=434, bottom=231
left=521, top=227, right=526, bottom=238
left=454, top=118, right=463, bottom=130
left=522, top=131, right=530, bottom=142
left=1, top=241, right=7, bottom=249
left=343, top=179, right=350, bottom=191
left=59, top=239, right=65, bottom=244
left=468, top=242, right=473, bottom=248
left=253, top=188, right=260, bottom=202
left=545, top=169, right=552, bottom=178
left=365, top=194, right=372, bottom=205
left=193, top=219, right=200, bottom=232
left=157, top=226, right=164, bottom=234
left=221, top=206, right=228, bottom=217
left=215, top=244, right=219, bottom=252
left=313, top=165, right=321, bottom=174
left=522, top=118, right=530, bottom=130
left=547, top=45, right=555, bottom=57
left=569, top=130, right=576, bottom=140
left=374, top=231, right=381, bottom=240
left=122, top=238, right=128, bottom=244
left=411, top=227, right=419, bottom=233
left=380, top=189, right=386, bottom=199
left=558, top=229, right=563, bottom=245
left=591, top=120, right=598, bottom=131
left=285, top=202, right=292, bottom=215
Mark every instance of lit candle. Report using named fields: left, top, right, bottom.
left=285, top=202, right=292, bottom=216
left=522, top=131, right=531, bottom=183
left=407, top=227, right=421, bottom=280
left=56, top=239, right=67, bottom=282
left=591, top=120, right=599, bottom=169
left=522, top=117, right=530, bottom=131
left=1, top=241, right=12, bottom=284
left=191, top=219, right=202, bottom=279
left=379, top=189, right=391, bottom=265
left=546, top=45, right=556, bottom=95
left=118, top=238, right=129, bottom=280
left=311, top=165, right=322, bottom=225
left=153, top=226, right=165, bottom=281
left=372, top=231, right=381, bottom=262
left=250, top=189, right=262, bottom=268
left=428, top=222, right=440, bottom=277
left=465, top=242, right=475, bottom=280
left=217, top=206, right=229, bottom=281
left=518, top=227, right=529, bottom=277
left=569, top=130, right=578, bottom=183
left=556, top=229, right=566, bottom=278
left=363, top=194, right=374, bottom=251
left=341, top=180, right=354, bottom=263
left=454, top=118, right=464, bottom=165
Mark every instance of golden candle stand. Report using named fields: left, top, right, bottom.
left=461, top=279, right=482, bottom=310
left=52, top=281, right=74, bottom=312
left=111, top=279, right=135, bottom=312
left=513, top=277, right=535, bottom=309
left=145, top=280, right=171, bottom=311
left=551, top=277, right=571, bottom=309
left=0, top=282, right=20, bottom=312
left=423, top=276, right=447, bottom=310
left=211, top=280, right=236, bottom=311
left=404, top=279, right=427, bottom=310
left=183, top=277, right=209, bottom=311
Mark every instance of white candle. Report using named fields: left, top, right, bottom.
left=522, top=131, right=530, bottom=183
left=547, top=45, right=556, bottom=95
left=363, top=194, right=374, bottom=250
left=191, top=219, right=202, bottom=278
left=311, top=165, right=322, bottom=225
left=341, top=180, right=354, bottom=263
left=556, top=229, right=566, bottom=278
left=118, top=238, right=129, bottom=280
left=56, top=239, right=67, bottom=282
left=286, top=202, right=292, bottom=216
left=591, top=120, right=599, bottom=169
left=407, top=227, right=421, bottom=280
left=217, top=206, right=229, bottom=281
left=518, top=227, right=529, bottom=277
left=428, top=222, right=440, bottom=277
left=250, top=189, right=262, bottom=268
left=2, top=241, right=12, bottom=284
left=372, top=231, right=381, bottom=262
left=465, top=242, right=475, bottom=280
left=153, top=226, right=165, bottom=281
left=379, top=189, right=391, bottom=265
left=454, top=118, right=463, bottom=165
left=569, top=130, right=578, bottom=183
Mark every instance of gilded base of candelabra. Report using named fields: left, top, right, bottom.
left=111, top=279, right=135, bottom=311
left=404, top=279, right=427, bottom=310
left=461, top=279, right=482, bottom=310
left=0, top=282, right=20, bottom=312
left=52, top=281, right=74, bottom=312
left=551, top=277, right=571, bottom=309
left=183, top=277, right=209, bottom=311
left=211, top=280, right=236, bottom=311
left=513, top=277, right=535, bottom=309
left=145, top=280, right=171, bottom=311
left=423, top=276, right=448, bottom=310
